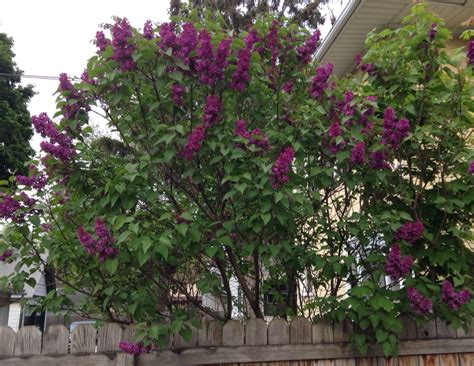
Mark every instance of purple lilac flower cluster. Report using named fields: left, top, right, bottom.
left=385, top=244, right=413, bottom=281
left=58, top=73, right=90, bottom=121
left=428, top=23, right=437, bottom=41
left=0, top=195, right=21, bottom=220
left=143, top=20, right=154, bottom=40
left=234, top=120, right=271, bottom=151
left=231, top=30, right=259, bottom=92
left=180, top=124, right=206, bottom=160
left=271, top=147, right=295, bottom=189
left=202, top=95, right=222, bottom=127
left=171, top=83, right=185, bottom=105
left=195, top=31, right=232, bottom=86
left=118, top=341, right=151, bottom=355
left=176, top=23, right=198, bottom=64
left=354, top=53, right=375, bottom=75
left=468, top=40, right=474, bottom=65
left=395, top=221, right=424, bottom=244
left=159, top=22, right=177, bottom=51
left=369, top=150, right=390, bottom=170
left=469, top=161, right=474, bottom=174
left=381, top=108, right=410, bottom=150
left=441, top=280, right=471, bottom=310
left=16, top=164, right=46, bottom=190
left=180, top=93, right=221, bottom=160
left=95, top=31, right=111, bottom=53
left=76, top=218, right=118, bottom=262
left=264, top=20, right=280, bottom=67
left=282, top=81, right=293, bottom=94
left=309, top=63, right=333, bottom=100
left=32, top=113, right=75, bottom=162
left=350, top=142, right=366, bottom=165
left=0, top=250, right=13, bottom=262
left=407, top=288, right=433, bottom=315
left=296, top=30, right=321, bottom=64
left=111, top=18, right=136, bottom=71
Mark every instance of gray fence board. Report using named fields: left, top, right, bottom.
left=42, top=325, right=69, bottom=355
left=290, top=317, right=312, bottom=344
left=13, top=326, right=41, bottom=356
left=71, top=324, right=96, bottom=354
left=268, top=317, right=289, bottom=345
left=0, top=326, right=16, bottom=357
left=222, top=319, right=244, bottom=347
left=97, top=323, right=123, bottom=353
left=245, top=318, right=267, bottom=346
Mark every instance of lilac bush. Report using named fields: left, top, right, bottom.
left=0, top=5, right=473, bottom=355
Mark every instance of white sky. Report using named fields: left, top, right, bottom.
left=0, top=0, right=346, bottom=150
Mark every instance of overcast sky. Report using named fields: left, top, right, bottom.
left=0, top=0, right=346, bottom=149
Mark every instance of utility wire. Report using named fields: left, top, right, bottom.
left=0, top=72, right=81, bottom=81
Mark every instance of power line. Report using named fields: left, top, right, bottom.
left=0, top=73, right=81, bottom=81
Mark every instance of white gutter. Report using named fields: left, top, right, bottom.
left=315, top=0, right=362, bottom=62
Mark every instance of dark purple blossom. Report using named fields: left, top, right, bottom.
left=407, top=288, right=432, bottom=315
left=159, top=22, right=177, bottom=50
left=176, top=23, right=198, bottom=64
left=282, top=81, right=293, bottom=93
left=41, top=223, right=52, bottom=232
left=441, top=280, right=471, bottom=310
left=202, top=95, right=221, bottom=127
left=234, top=120, right=270, bottom=151
left=395, top=221, right=424, bottom=244
left=0, top=195, right=21, bottom=220
left=385, top=244, right=413, bottom=281
left=297, top=30, right=321, bottom=64
left=355, top=53, right=375, bottom=74
left=119, top=341, right=150, bottom=355
left=468, top=161, right=474, bottom=174
left=369, top=150, right=390, bottom=170
left=350, top=142, right=365, bottom=165
left=266, top=20, right=280, bottom=66
left=76, top=219, right=118, bottom=262
left=231, top=47, right=252, bottom=92
left=244, top=29, right=259, bottom=49
left=328, top=121, right=342, bottom=138
left=468, top=40, right=474, bottom=65
left=309, top=63, right=333, bottom=100
left=381, top=108, right=410, bottom=150
left=428, top=23, right=437, bottom=40
left=95, top=31, right=110, bottom=53
left=0, top=250, right=13, bottom=262
left=143, top=20, right=154, bottom=39
left=181, top=124, right=206, bottom=160
left=271, top=147, right=295, bottom=189
left=111, top=18, right=136, bottom=71
left=171, top=83, right=185, bottom=105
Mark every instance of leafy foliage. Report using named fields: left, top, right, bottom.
left=0, top=5, right=473, bottom=354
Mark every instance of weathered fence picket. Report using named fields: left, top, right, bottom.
left=0, top=318, right=472, bottom=366
left=13, top=326, right=41, bottom=356
left=42, top=325, right=69, bottom=355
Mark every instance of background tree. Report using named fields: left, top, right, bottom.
left=169, top=0, right=330, bottom=31
left=0, top=33, right=34, bottom=180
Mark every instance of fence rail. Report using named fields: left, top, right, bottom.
left=0, top=317, right=473, bottom=365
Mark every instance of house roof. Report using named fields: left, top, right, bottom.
left=316, top=0, right=474, bottom=75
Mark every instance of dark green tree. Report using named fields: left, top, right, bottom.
left=0, top=33, right=34, bottom=180
left=169, top=0, right=330, bottom=31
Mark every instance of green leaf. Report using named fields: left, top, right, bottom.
left=104, top=258, right=119, bottom=274
left=261, top=213, right=271, bottom=225
left=369, top=294, right=394, bottom=312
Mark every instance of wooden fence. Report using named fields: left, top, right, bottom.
left=0, top=317, right=473, bottom=366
